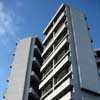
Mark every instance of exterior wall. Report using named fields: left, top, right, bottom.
left=70, top=7, right=100, bottom=94
left=69, top=5, right=100, bottom=100
left=6, top=37, right=32, bottom=100
left=40, top=3, right=100, bottom=100
left=5, top=36, right=43, bottom=100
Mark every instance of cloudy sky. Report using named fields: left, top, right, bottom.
left=0, top=0, right=100, bottom=100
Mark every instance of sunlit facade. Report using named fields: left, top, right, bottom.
left=39, top=4, right=100, bottom=100
left=4, top=36, right=43, bottom=100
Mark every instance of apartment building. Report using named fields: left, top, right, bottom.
left=39, top=4, right=100, bottom=100
left=4, top=36, right=43, bottom=100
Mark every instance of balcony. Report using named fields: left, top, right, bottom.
left=43, top=46, right=53, bottom=64
left=34, top=45, right=41, bottom=55
left=40, top=63, right=72, bottom=99
left=32, top=60, right=41, bottom=79
left=34, top=47, right=43, bottom=66
left=35, top=37, right=43, bottom=53
left=29, top=88, right=40, bottom=100
left=41, top=37, right=68, bottom=71
left=41, top=79, right=53, bottom=97
left=30, top=76, right=41, bottom=96
left=54, top=28, right=68, bottom=50
left=31, top=71, right=40, bottom=83
left=40, top=52, right=69, bottom=89
left=43, top=78, right=72, bottom=100
left=43, top=11, right=66, bottom=49
left=54, top=63, right=71, bottom=85
left=43, top=33, right=53, bottom=47
left=43, top=3, right=65, bottom=35
left=54, top=43, right=69, bottom=65
left=42, top=61, right=53, bottom=80
left=41, top=70, right=72, bottom=100
left=43, top=27, right=68, bottom=65
left=42, top=23, right=67, bottom=58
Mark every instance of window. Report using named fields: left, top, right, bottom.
left=54, top=62, right=70, bottom=84
left=44, top=34, right=53, bottom=47
left=41, top=79, right=53, bottom=96
left=34, top=48, right=43, bottom=65
left=42, top=61, right=53, bottom=78
left=43, top=46, right=53, bottom=63
left=54, top=27, right=67, bottom=49
left=54, top=15, right=66, bottom=35
left=54, top=44, right=69, bottom=65
left=32, top=61, right=41, bottom=79
left=28, top=93, right=37, bottom=100
left=35, top=38, right=43, bottom=52
left=97, top=62, right=100, bottom=68
left=96, top=51, right=100, bottom=58
left=53, top=5, right=65, bottom=24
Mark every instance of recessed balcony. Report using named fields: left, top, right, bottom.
left=31, top=71, right=40, bottom=83
left=41, top=34, right=68, bottom=72
left=42, top=23, right=67, bottom=58
left=34, top=47, right=43, bottom=66
left=41, top=79, right=53, bottom=97
left=43, top=4, right=65, bottom=35
left=43, top=46, right=53, bottom=64
left=43, top=11, right=66, bottom=49
left=54, top=43, right=69, bottom=65
left=32, top=60, right=41, bottom=79
left=29, top=88, right=40, bottom=100
left=42, top=61, right=53, bottom=80
left=43, top=78, right=72, bottom=100
left=40, top=52, right=69, bottom=89
left=35, top=37, right=43, bottom=53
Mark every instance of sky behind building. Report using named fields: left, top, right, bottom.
left=0, top=0, right=100, bottom=100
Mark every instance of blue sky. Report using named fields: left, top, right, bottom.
left=0, top=0, right=100, bottom=100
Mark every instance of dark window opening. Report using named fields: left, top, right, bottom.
left=34, top=48, right=43, bottom=65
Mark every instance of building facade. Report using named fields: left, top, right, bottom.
left=4, top=3, right=100, bottom=100
left=39, top=4, right=100, bottom=100
left=5, top=36, right=43, bottom=100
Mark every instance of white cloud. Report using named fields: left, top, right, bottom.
left=0, top=1, right=19, bottom=46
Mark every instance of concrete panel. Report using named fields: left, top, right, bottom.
left=70, top=7, right=100, bottom=94
left=6, top=38, right=32, bottom=100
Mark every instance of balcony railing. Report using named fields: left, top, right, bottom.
left=41, top=78, right=72, bottom=100
left=42, top=24, right=67, bottom=65
left=43, top=4, right=65, bottom=35
left=54, top=63, right=71, bottom=85
left=43, top=11, right=66, bottom=49
left=34, top=48, right=43, bottom=66
left=54, top=43, right=69, bottom=65
left=54, top=28, right=68, bottom=50
left=40, top=52, right=71, bottom=96
left=41, top=38, right=68, bottom=72
left=43, top=46, right=53, bottom=64
left=42, top=61, right=53, bottom=80
left=41, top=79, right=53, bottom=97
left=44, top=34, right=53, bottom=47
